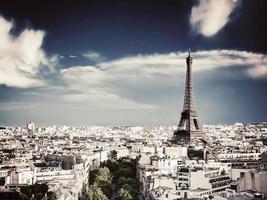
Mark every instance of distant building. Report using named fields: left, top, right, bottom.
left=238, top=170, right=267, bottom=193
left=26, top=122, right=35, bottom=134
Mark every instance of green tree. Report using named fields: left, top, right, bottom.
left=95, top=175, right=110, bottom=184
left=110, top=150, right=117, bottom=160
left=117, top=188, right=133, bottom=200
left=117, top=177, right=128, bottom=187
left=86, top=186, right=108, bottom=200
left=85, top=158, right=138, bottom=200
left=94, top=167, right=112, bottom=198
left=121, top=183, right=138, bottom=199
left=20, top=185, right=33, bottom=199
left=19, top=194, right=28, bottom=200
left=39, top=183, right=48, bottom=194
left=115, top=167, right=133, bottom=179
left=89, top=169, right=98, bottom=185
left=33, top=183, right=48, bottom=195
left=97, top=181, right=112, bottom=197
left=97, top=167, right=111, bottom=181
left=35, top=193, right=44, bottom=200
left=95, top=180, right=112, bottom=198
left=117, top=177, right=137, bottom=188
left=47, top=191, right=57, bottom=200
left=100, top=160, right=119, bottom=174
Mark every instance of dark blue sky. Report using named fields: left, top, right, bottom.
left=2, top=1, right=266, bottom=56
left=0, top=0, right=266, bottom=126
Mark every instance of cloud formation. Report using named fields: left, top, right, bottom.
left=82, top=50, right=105, bottom=62
left=0, top=16, right=57, bottom=88
left=60, top=66, right=155, bottom=110
left=1, top=49, right=266, bottom=125
left=59, top=50, right=266, bottom=110
left=247, top=57, right=267, bottom=78
left=190, top=0, right=239, bottom=37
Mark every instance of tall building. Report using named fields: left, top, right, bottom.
left=26, top=122, right=35, bottom=134
left=173, top=51, right=206, bottom=144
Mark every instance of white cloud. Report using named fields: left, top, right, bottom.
left=190, top=0, right=239, bottom=36
left=60, top=66, right=155, bottom=110
left=0, top=16, right=57, bottom=88
left=59, top=50, right=266, bottom=111
left=69, top=55, right=77, bottom=58
left=247, top=57, right=267, bottom=78
left=1, top=49, right=266, bottom=125
left=94, top=50, right=265, bottom=77
left=82, top=50, right=105, bottom=62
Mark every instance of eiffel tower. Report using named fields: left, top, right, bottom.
left=173, top=51, right=206, bottom=144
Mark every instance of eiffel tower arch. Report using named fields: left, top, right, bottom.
left=173, top=51, right=207, bottom=144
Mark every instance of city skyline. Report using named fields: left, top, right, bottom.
left=0, top=0, right=267, bottom=126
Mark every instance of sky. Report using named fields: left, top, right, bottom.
left=0, top=0, right=266, bottom=126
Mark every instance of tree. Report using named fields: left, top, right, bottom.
left=47, top=191, right=57, bottom=200
left=35, top=193, right=44, bottom=200
left=97, top=167, right=111, bottom=181
left=115, top=167, right=133, bottom=179
left=20, top=185, right=33, bottom=199
left=95, top=175, right=110, bottom=184
left=39, top=183, right=48, bottom=194
left=85, top=158, right=139, bottom=200
left=20, top=183, right=49, bottom=200
left=100, top=160, right=119, bottom=174
left=110, top=150, right=117, bottom=160
left=94, top=167, right=112, bottom=198
left=95, top=180, right=112, bottom=198
left=117, top=188, right=133, bottom=200
left=117, top=177, right=128, bottom=188
left=89, top=170, right=98, bottom=185
left=32, top=183, right=48, bottom=195
left=121, top=184, right=138, bottom=199
left=86, top=186, right=108, bottom=200
left=19, top=194, right=28, bottom=200
left=117, top=177, right=137, bottom=188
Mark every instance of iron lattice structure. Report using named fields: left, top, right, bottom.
left=173, top=51, right=206, bottom=144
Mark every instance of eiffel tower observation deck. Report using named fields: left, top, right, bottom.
left=173, top=51, right=206, bottom=144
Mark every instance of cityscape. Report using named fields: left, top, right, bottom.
left=0, top=0, right=267, bottom=200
